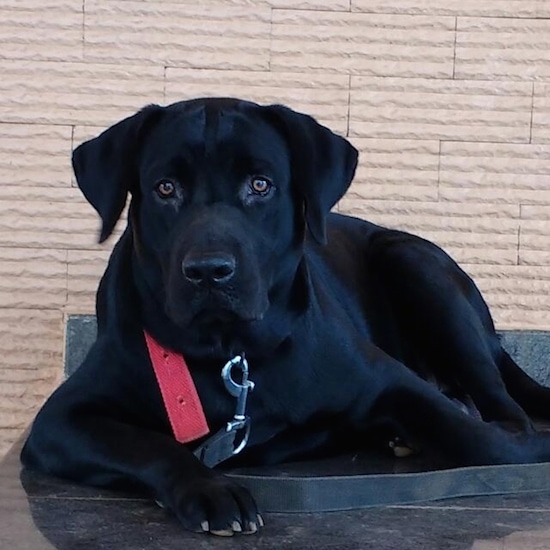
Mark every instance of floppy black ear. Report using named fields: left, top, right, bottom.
left=72, top=104, right=163, bottom=243
left=265, top=105, right=358, bottom=244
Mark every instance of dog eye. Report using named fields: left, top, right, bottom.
left=249, top=176, right=273, bottom=196
left=155, top=180, right=176, bottom=199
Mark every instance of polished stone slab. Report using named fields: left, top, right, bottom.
left=4, top=439, right=550, bottom=550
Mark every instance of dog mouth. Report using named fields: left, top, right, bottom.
left=165, top=292, right=268, bottom=331
left=191, top=307, right=264, bottom=326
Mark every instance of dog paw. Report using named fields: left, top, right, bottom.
left=159, top=475, right=263, bottom=536
left=388, top=437, right=416, bottom=458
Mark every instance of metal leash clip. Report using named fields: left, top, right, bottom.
left=193, top=354, right=255, bottom=468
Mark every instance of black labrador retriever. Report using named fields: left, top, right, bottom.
left=21, top=98, right=550, bottom=536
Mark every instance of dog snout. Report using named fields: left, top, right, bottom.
left=182, top=252, right=236, bottom=286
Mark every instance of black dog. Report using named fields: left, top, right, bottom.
left=21, top=98, right=550, bottom=536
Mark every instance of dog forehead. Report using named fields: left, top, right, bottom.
left=145, top=99, right=287, bottom=161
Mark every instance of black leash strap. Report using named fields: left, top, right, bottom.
left=227, top=461, right=550, bottom=513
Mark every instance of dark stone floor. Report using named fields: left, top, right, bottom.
left=4, top=439, right=550, bottom=550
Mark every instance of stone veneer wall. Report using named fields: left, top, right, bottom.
left=0, top=0, right=549, bottom=456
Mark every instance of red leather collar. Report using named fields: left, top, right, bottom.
left=144, top=331, right=210, bottom=444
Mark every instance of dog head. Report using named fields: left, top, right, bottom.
left=73, top=98, right=358, bottom=357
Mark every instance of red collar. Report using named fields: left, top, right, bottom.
left=144, top=331, right=210, bottom=444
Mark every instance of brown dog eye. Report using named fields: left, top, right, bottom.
left=250, top=177, right=272, bottom=196
left=156, top=180, right=175, bottom=198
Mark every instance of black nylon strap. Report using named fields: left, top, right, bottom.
left=227, top=462, right=550, bottom=513
left=194, top=428, right=240, bottom=468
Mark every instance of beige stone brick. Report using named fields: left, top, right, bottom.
left=522, top=205, right=550, bottom=220
left=1, top=1, right=81, bottom=13
left=519, top=219, right=550, bottom=266
left=532, top=83, right=550, bottom=144
left=339, top=199, right=519, bottom=265
left=440, top=141, right=550, bottom=205
left=456, top=17, right=550, bottom=80
left=270, top=0, right=350, bottom=8
left=462, top=264, right=550, bottom=329
left=271, top=10, right=455, bottom=77
left=114, top=0, right=350, bottom=6
left=0, top=60, right=165, bottom=126
left=341, top=184, right=439, bottom=203
left=351, top=0, right=550, bottom=17
left=342, top=138, right=440, bottom=202
left=67, top=250, right=112, bottom=313
left=465, top=263, right=550, bottom=290
left=442, top=140, right=550, bottom=162
left=520, top=248, right=550, bottom=266
left=341, top=199, right=520, bottom=221
left=73, top=126, right=107, bottom=147
left=488, top=293, right=550, bottom=313
left=0, top=186, right=84, bottom=204
left=475, top=281, right=550, bottom=309
left=496, top=308, right=550, bottom=331
left=0, top=309, right=62, bottom=367
left=0, top=309, right=64, bottom=456
left=350, top=77, right=532, bottom=142
left=0, top=248, right=67, bottom=309
left=440, top=186, right=550, bottom=206
left=0, top=123, right=73, bottom=187
left=351, top=138, right=440, bottom=183
left=84, top=1, right=271, bottom=70
left=0, top=200, right=124, bottom=250
left=165, top=69, right=350, bottom=135
left=0, top=0, right=83, bottom=63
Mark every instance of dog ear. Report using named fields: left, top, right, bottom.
left=265, top=105, right=358, bottom=244
left=72, top=104, right=163, bottom=243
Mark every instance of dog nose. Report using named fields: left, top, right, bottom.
left=182, top=252, right=236, bottom=285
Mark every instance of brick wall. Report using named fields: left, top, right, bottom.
left=0, top=0, right=549, bottom=456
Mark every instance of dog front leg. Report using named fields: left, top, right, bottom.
left=21, top=412, right=262, bottom=536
